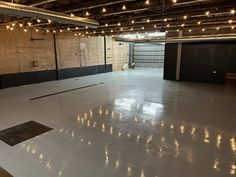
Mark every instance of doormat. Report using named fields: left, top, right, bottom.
left=0, top=121, right=52, bottom=146
left=0, top=167, right=13, bottom=177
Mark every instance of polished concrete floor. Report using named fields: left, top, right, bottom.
left=0, top=69, right=236, bottom=177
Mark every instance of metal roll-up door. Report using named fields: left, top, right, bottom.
left=133, top=43, right=165, bottom=68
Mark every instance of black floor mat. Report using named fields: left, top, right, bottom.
left=0, top=167, right=13, bottom=177
left=0, top=121, right=52, bottom=146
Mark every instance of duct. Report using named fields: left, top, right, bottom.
left=0, top=1, right=99, bottom=28
left=114, top=34, right=236, bottom=43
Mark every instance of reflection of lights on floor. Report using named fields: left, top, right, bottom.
left=213, top=159, right=220, bottom=172
left=115, top=160, right=120, bottom=168
left=140, top=170, right=145, bottom=177
left=191, top=127, right=196, bottom=136
left=127, top=166, right=132, bottom=177
left=230, top=137, right=236, bottom=154
left=216, top=134, right=222, bottom=149
left=204, top=132, right=210, bottom=143
left=136, top=135, right=141, bottom=142
left=180, top=125, right=185, bottom=134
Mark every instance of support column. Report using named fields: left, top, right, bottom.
left=176, top=30, right=183, bottom=80
left=104, top=36, right=107, bottom=72
left=53, top=34, right=59, bottom=80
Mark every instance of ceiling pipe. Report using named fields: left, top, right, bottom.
left=114, top=33, right=236, bottom=43
left=0, top=1, right=99, bottom=27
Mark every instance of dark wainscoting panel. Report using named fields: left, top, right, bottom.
left=164, top=43, right=178, bottom=80
left=180, top=41, right=236, bottom=84
left=0, top=64, right=112, bottom=89
left=58, top=64, right=112, bottom=80
left=0, top=70, right=57, bottom=89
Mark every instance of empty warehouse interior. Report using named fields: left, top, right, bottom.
left=0, top=0, right=236, bottom=177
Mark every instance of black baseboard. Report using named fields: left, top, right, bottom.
left=0, top=64, right=112, bottom=89
left=58, top=64, right=112, bottom=80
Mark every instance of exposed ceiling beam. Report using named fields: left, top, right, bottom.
left=64, top=0, right=137, bottom=13
left=0, top=1, right=99, bottom=27
left=30, top=0, right=56, bottom=7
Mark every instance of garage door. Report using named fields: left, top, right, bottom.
left=133, top=43, right=165, bottom=68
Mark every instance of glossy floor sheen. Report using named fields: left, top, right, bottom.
left=0, top=69, right=236, bottom=177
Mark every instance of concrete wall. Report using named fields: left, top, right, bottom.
left=0, top=27, right=129, bottom=75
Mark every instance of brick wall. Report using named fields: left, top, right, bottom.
left=0, top=27, right=129, bottom=74
left=0, top=27, right=55, bottom=74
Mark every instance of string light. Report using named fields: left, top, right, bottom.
left=74, top=33, right=78, bottom=36
left=11, top=23, right=15, bottom=27
left=183, top=15, right=187, bottom=20
left=145, top=0, right=150, bottom=5
left=118, top=22, right=121, bottom=26
left=142, top=26, right=144, bottom=30
left=205, top=11, right=210, bottom=16
left=188, top=29, right=192, bottom=32
left=85, top=26, right=88, bottom=29
left=93, top=31, right=96, bottom=33
left=105, top=23, right=108, bottom=27
left=48, top=19, right=52, bottom=24
left=197, top=21, right=201, bottom=25
left=70, top=13, right=75, bottom=17
left=147, top=19, right=150, bottom=23
left=231, top=9, right=235, bottom=15
left=37, top=19, right=41, bottom=23
left=164, top=18, right=167, bottom=22
left=27, top=22, right=32, bottom=26
left=216, top=27, right=220, bottom=30
left=102, top=30, right=104, bottom=33
left=19, top=23, right=23, bottom=27
left=202, top=28, right=205, bottom=32
left=60, top=29, right=63, bottom=33
left=67, top=27, right=71, bottom=31
left=154, top=25, right=157, bottom=28
left=173, top=0, right=177, bottom=3
left=131, top=20, right=134, bottom=24
left=35, top=29, right=39, bottom=32
left=46, top=29, right=50, bottom=33
left=102, top=7, right=106, bottom=13
left=181, top=23, right=185, bottom=27
left=53, top=30, right=56, bottom=33
left=24, top=29, right=28, bottom=32
left=75, top=26, right=79, bottom=30
left=229, top=20, right=233, bottom=24
left=111, top=29, right=113, bottom=32
left=122, top=5, right=126, bottom=10
left=232, top=26, right=235, bottom=29
left=167, top=24, right=170, bottom=27
left=86, top=11, right=90, bottom=16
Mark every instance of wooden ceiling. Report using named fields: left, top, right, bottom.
left=1, top=0, right=236, bottom=36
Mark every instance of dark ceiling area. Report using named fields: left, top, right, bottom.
left=1, top=0, right=236, bottom=36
